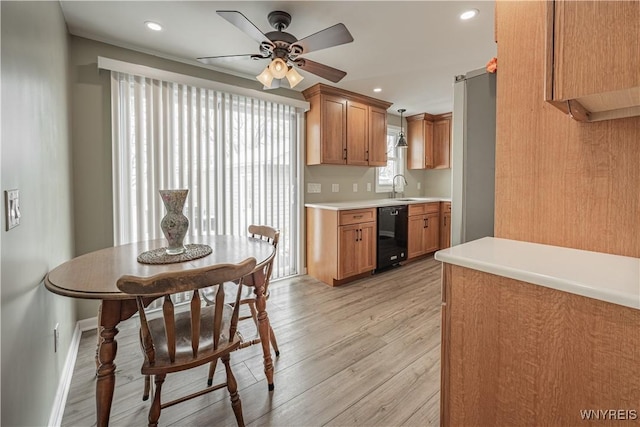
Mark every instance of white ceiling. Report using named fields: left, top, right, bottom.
left=60, top=1, right=496, bottom=116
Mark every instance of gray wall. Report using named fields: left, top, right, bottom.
left=1, top=2, right=76, bottom=426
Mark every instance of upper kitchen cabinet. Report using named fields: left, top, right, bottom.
left=407, top=112, right=451, bottom=169
left=303, top=84, right=392, bottom=166
left=433, top=113, right=452, bottom=169
left=545, top=0, right=640, bottom=122
left=407, top=113, right=434, bottom=169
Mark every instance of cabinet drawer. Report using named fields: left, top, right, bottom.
left=409, top=202, right=440, bottom=216
left=441, top=202, right=451, bottom=212
left=339, top=208, right=376, bottom=226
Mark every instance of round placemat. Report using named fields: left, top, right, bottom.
left=137, top=243, right=212, bottom=265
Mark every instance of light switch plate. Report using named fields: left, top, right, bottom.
left=353, top=183, right=358, bottom=192
left=367, top=183, right=372, bottom=192
left=5, top=189, right=20, bottom=231
left=332, top=184, right=339, bottom=193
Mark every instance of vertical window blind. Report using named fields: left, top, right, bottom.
left=111, top=71, right=300, bottom=279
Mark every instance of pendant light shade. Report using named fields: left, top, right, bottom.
left=396, top=109, right=408, bottom=148
left=256, top=66, right=274, bottom=87
left=285, top=66, right=304, bottom=88
left=268, top=58, right=288, bottom=79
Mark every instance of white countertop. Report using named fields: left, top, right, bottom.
left=305, top=197, right=451, bottom=211
left=434, top=237, right=640, bottom=310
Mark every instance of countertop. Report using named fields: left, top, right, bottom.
left=305, top=197, right=451, bottom=211
left=435, top=237, right=640, bottom=310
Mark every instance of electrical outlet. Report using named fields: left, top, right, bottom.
left=417, top=182, right=422, bottom=190
left=367, top=183, right=372, bottom=192
left=353, top=183, right=358, bottom=192
left=5, top=189, right=20, bottom=230
left=54, top=323, right=60, bottom=353
left=332, top=184, right=339, bottom=193
left=307, top=183, right=321, bottom=193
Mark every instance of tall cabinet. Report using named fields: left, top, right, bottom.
left=303, top=84, right=393, bottom=166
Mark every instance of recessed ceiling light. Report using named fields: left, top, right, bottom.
left=145, top=21, right=163, bottom=31
left=460, top=9, right=479, bottom=20
left=373, top=88, right=382, bottom=93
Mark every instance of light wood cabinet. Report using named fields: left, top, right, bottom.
left=303, top=84, right=392, bottom=166
left=544, top=0, right=640, bottom=122
left=440, top=201, right=451, bottom=249
left=306, top=207, right=376, bottom=286
left=407, top=113, right=451, bottom=170
left=407, top=202, right=440, bottom=259
left=407, top=114, right=433, bottom=169
left=433, top=114, right=451, bottom=169
left=441, top=263, right=640, bottom=426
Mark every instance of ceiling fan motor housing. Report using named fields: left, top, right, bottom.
left=268, top=11, right=292, bottom=31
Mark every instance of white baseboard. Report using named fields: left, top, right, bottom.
left=47, top=316, right=97, bottom=427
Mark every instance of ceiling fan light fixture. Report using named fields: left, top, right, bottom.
left=285, top=66, right=304, bottom=88
left=256, top=66, right=274, bottom=87
left=268, top=58, right=288, bottom=79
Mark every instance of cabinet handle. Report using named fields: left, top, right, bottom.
left=444, top=217, right=447, bottom=226
left=343, top=148, right=347, bottom=160
left=365, top=150, right=369, bottom=161
left=425, top=218, right=429, bottom=228
left=353, top=215, right=363, bottom=219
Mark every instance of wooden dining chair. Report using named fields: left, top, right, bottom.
left=116, top=257, right=259, bottom=427
left=204, top=225, right=281, bottom=388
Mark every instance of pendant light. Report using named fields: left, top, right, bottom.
left=396, top=109, right=408, bottom=148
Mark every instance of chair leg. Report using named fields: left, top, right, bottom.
left=207, top=357, right=219, bottom=386
left=143, top=374, right=151, bottom=401
left=148, top=374, right=165, bottom=427
left=269, top=324, right=280, bottom=357
left=222, top=354, right=244, bottom=427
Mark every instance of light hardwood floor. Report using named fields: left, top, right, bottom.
left=62, top=256, right=442, bottom=426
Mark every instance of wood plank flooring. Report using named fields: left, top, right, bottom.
left=62, top=256, right=442, bottom=426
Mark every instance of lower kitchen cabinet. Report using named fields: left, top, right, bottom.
left=440, top=201, right=451, bottom=249
left=306, top=207, right=376, bottom=286
left=408, top=202, right=440, bottom=259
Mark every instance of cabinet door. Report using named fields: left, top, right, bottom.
left=407, top=119, right=425, bottom=169
left=321, top=95, right=347, bottom=164
left=545, top=1, right=640, bottom=121
left=433, top=118, right=451, bottom=169
left=441, top=212, right=452, bottom=249
left=368, top=106, right=388, bottom=166
left=408, top=215, right=426, bottom=258
left=346, top=100, right=369, bottom=166
left=357, top=222, right=377, bottom=273
left=424, top=212, right=440, bottom=253
left=337, top=224, right=360, bottom=279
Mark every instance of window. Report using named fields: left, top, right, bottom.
left=110, top=71, right=302, bottom=280
left=375, top=126, right=405, bottom=193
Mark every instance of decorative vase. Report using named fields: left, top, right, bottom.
left=159, top=189, right=189, bottom=255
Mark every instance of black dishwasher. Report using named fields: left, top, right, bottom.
left=376, top=205, right=408, bottom=271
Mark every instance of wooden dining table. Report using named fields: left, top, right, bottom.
left=44, top=235, right=277, bottom=427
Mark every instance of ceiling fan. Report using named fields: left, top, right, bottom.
left=197, top=10, right=354, bottom=89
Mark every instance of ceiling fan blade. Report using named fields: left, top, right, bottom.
left=197, top=54, right=266, bottom=65
left=217, top=10, right=275, bottom=48
left=290, top=23, right=354, bottom=55
left=295, top=59, right=347, bottom=83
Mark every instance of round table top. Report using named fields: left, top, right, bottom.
left=44, top=235, right=275, bottom=300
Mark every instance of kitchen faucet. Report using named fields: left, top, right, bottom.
left=391, top=174, right=408, bottom=199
